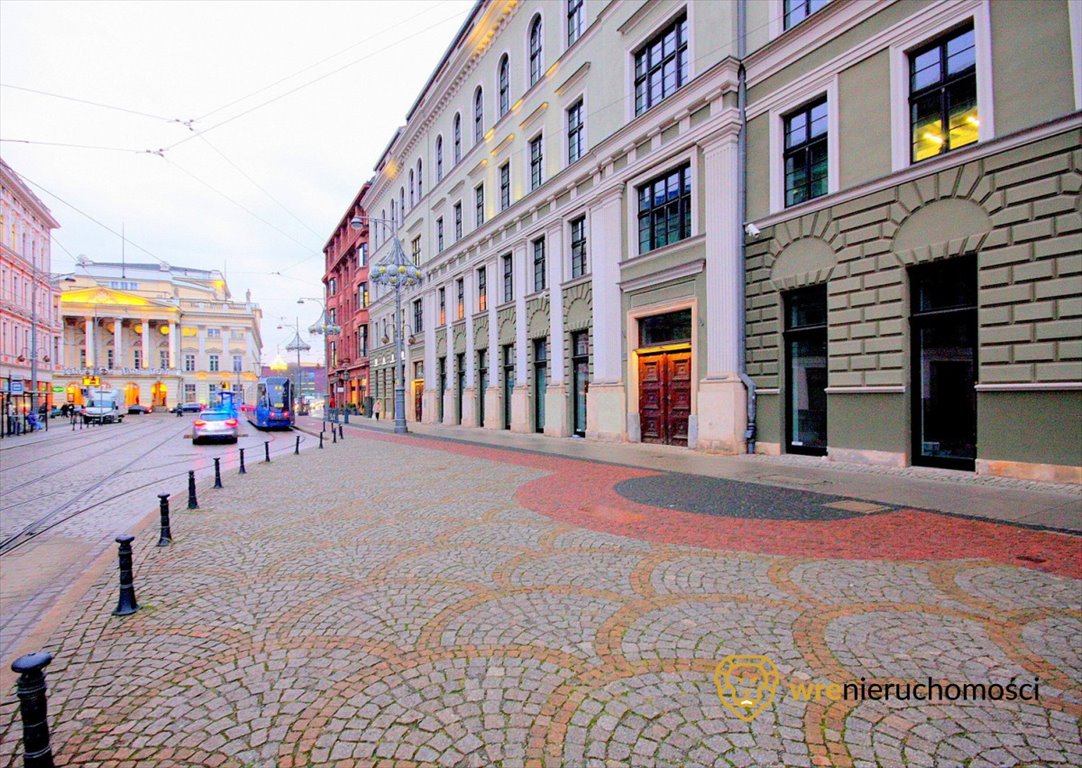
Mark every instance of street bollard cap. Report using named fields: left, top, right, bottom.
left=158, top=493, right=170, bottom=500
left=115, top=534, right=135, bottom=544
left=11, top=651, right=53, bottom=674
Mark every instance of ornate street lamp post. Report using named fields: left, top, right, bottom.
left=298, top=297, right=340, bottom=416
left=349, top=216, right=422, bottom=435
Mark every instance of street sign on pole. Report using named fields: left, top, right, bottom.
left=10, top=381, right=24, bottom=395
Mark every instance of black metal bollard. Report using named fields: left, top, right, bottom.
left=332, top=427, right=337, bottom=444
left=238, top=447, right=246, bottom=474
left=187, top=470, right=198, bottom=510
left=338, top=424, right=344, bottom=440
left=157, top=493, right=172, bottom=546
left=294, top=435, right=300, bottom=455
left=10, top=651, right=55, bottom=768
left=264, top=440, right=271, bottom=463
left=112, top=535, right=139, bottom=616
left=213, top=457, right=223, bottom=488
left=319, top=431, right=324, bottom=449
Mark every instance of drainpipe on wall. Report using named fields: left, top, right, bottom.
left=737, top=0, right=757, bottom=454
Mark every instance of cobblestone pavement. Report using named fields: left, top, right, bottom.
left=0, top=413, right=307, bottom=662
left=1, top=425, right=1079, bottom=767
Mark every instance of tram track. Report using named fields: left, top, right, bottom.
left=0, top=416, right=178, bottom=474
left=0, top=427, right=303, bottom=557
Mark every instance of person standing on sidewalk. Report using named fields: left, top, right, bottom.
left=373, top=399, right=382, bottom=421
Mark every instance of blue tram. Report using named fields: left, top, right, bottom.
left=249, top=376, right=294, bottom=429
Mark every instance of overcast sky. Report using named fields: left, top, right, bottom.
left=0, top=0, right=474, bottom=363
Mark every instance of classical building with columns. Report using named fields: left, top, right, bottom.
left=55, top=259, right=263, bottom=410
left=362, top=0, right=749, bottom=448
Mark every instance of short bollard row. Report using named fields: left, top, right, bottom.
left=157, top=494, right=172, bottom=546
left=264, top=440, right=271, bottom=463
left=187, top=470, right=199, bottom=510
left=213, top=457, right=223, bottom=488
left=113, top=535, right=139, bottom=616
left=11, top=651, right=54, bottom=768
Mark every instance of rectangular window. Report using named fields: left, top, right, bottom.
left=209, top=354, right=220, bottom=373
left=637, top=163, right=692, bottom=254
left=359, top=325, right=369, bottom=357
left=133, top=349, right=142, bottom=369
left=909, top=24, right=978, bottom=163
left=634, top=14, right=688, bottom=116
left=478, top=266, right=488, bottom=312
left=160, top=350, right=169, bottom=368
left=359, top=282, right=368, bottom=308
left=206, top=327, right=221, bottom=338
left=784, top=0, right=829, bottom=30
left=475, top=185, right=485, bottom=226
left=502, top=253, right=513, bottom=303
left=411, top=236, right=421, bottom=265
left=567, top=100, right=584, bottom=164
left=639, top=309, right=692, bottom=347
left=500, top=162, right=511, bottom=210
left=358, top=243, right=367, bottom=266
left=533, top=238, right=546, bottom=292
left=184, top=384, right=196, bottom=402
left=437, top=218, right=444, bottom=252
left=570, top=216, right=587, bottom=278
left=784, top=285, right=828, bottom=455
left=329, top=278, right=337, bottom=296
left=454, top=202, right=463, bottom=241
left=184, top=353, right=196, bottom=372
left=413, top=298, right=423, bottom=333
left=107, top=349, right=114, bottom=369
left=232, top=354, right=243, bottom=372
left=439, top=287, right=447, bottom=325
left=783, top=97, right=829, bottom=207
left=567, top=0, right=584, bottom=46
left=456, top=278, right=465, bottom=320
left=529, top=135, right=544, bottom=190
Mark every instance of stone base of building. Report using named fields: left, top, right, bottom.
left=483, top=387, right=501, bottom=429
left=828, top=447, right=907, bottom=467
left=422, top=389, right=441, bottom=424
left=442, top=390, right=458, bottom=425
left=694, top=377, right=747, bottom=454
left=461, top=387, right=478, bottom=427
left=977, top=459, right=1082, bottom=484
left=543, top=384, right=570, bottom=437
left=510, top=385, right=531, bottom=433
left=755, top=441, right=783, bottom=456
left=586, top=383, right=626, bottom=442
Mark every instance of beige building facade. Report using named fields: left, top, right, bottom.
left=56, top=260, right=263, bottom=410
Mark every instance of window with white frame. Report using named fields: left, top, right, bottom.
left=454, top=202, right=463, bottom=240
left=567, top=0, right=584, bottom=47
left=409, top=169, right=415, bottom=208
left=436, top=135, right=444, bottom=181
left=453, top=114, right=462, bottom=163
left=529, top=15, right=544, bottom=86
left=477, top=266, right=487, bottom=312
left=637, top=163, right=692, bottom=254
left=532, top=238, right=546, bottom=292
left=438, top=287, right=446, bottom=325
left=233, top=354, right=243, bottom=372
left=784, top=0, right=829, bottom=30
left=417, top=159, right=423, bottom=198
left=184, top=353, right=196, bottom=372
left=500, top=162, right=511, bottom=210
left=909, top=23, right=978, bottom=163
left=437, top=218, right=445, bottom=252
left=633, top=13, right=688, bottom=116
left=502, top=253, right=513, bottom=303
left=529, top=134, right=543, bottom=190
left=207, top=327, right=221, bottom=338
left=783, top=97, right=828, bottom=207
left=498, top=55, right=510, bottom=117
left=475, top=184, right=485, bottom=227
left=567, top=99, right=584, bottom=165
left=456, top=278, right=465, bottom=320
left=473, top=86, right=484, bottom=143
left=570, top=216, right=587, bottom=278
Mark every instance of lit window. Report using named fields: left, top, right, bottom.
left=478, top=267, right=488, bottom=312
left=456, top=278, right=465, bottom=320
left=438, top=287, right=447, bottom=325
left=634, top=14, right=688, bottom=116
left=909, top=24, right=978, bottom=163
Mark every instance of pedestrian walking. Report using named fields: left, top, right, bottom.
left=373, top=399, right=382, bottom=421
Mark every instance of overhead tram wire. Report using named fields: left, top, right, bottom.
left=0, top=83, right=192, bottom=126
left=15, top=173, right=170, bottom=266
left=0, top=138, right=149, bottom=154
left=193, top=0, right=456, bottom=123
left=163, top=8, right=470, bottom=153
left=197, top=134, right=325, bottom=239
left=161, top=155, right=321, bottom=254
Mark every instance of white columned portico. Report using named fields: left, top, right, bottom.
left=141, top=320, right=150, bottom=369
left=462, top=269, right=478, bottom=427
left=511, top=241, right=530, bottom=432
left=587, top=186, right=627, bottom=441
left=697, top=125, right=747, bottom=453
left=484, top=258, right=500, bottom=429
left=423, top=289, right=438, bottom=423
left=544, top=220, right=569, bottom=437
left=84, top=317, right=95, bottom=369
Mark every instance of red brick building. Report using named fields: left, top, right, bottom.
left=322, top=183, right=371, bottom=409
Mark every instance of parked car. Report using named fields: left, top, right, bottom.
left=172, top=402, right=204, bottom=414
left=127, top=404, right=153, bottom=415
left=191, top=410, right=239, bottom=444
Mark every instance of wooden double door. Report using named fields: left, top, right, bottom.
left=638, top=349, right=691, bottom=446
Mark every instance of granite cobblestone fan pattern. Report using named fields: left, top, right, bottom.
left=1, top=427, right=1079, bottom=767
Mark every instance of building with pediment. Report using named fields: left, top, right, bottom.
left=55, top=259, right=263, bottom=410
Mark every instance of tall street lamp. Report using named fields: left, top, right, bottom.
left=349, top=215, right=422, bottom=435
left=281, top=318, right=311, bottom=411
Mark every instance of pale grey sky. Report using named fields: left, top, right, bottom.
left=0, top=0, right=475, bottom=363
